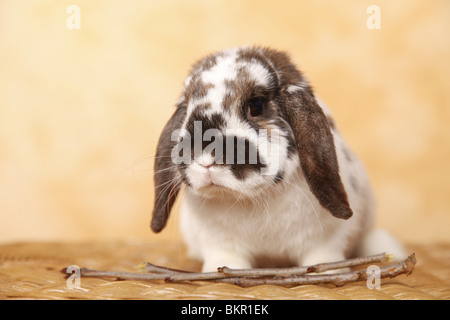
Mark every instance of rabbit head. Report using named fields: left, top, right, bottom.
left=151, top=46, right=352, bottom=233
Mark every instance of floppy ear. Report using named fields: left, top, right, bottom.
left=279, top=87, right=353, bottom=219
left=151, top=106, right=186, bottom=232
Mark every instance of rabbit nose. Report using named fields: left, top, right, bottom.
left=195, top=152, right=216, bottom=168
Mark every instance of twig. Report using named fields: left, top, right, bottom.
left=219, top=252, right=390, bottom=277
left=141, top=262, right=191, bottom=274
left=80, top=268, right=170, bottom=281
left=69, top=253, right=415, bottom=288
left=223, top=254, right=416, bottom=287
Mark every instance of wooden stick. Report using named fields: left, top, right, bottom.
left=219, top=252, right=390, bottom=277
left=70, top=252, right=416, bottom=287
left=222, top=254, right=416, bottom=287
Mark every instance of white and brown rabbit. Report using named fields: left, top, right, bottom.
left=150, top=46, right=406, bottom=272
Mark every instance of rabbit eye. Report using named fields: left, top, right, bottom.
left=247, top=98, right=264, bottom=118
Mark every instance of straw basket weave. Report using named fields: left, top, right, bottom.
left=0, top=240, right=449, bottom=300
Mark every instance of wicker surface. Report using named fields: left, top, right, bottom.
left=0, top=240, right=449, bottom=300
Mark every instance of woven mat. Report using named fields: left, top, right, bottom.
left=0, top=240, right=449, bottom=300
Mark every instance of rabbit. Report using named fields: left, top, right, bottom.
left=150, top=46, right=407, bottom=272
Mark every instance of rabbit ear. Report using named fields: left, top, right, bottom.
left=151, top=106, right=186, bottom=233
left=279, top=87, right=353, bottom=220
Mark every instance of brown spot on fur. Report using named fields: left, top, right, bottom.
left=189, top=51, right=220, bottom=74
left=193, top=102, right=212, bottom=113
left=185, top=77, right=214, bottom=101
left=253, top=47, right=310, bottom=92
left=236, top=47, right=280, bottom=88
left=221, top=91, right=235, bottom=111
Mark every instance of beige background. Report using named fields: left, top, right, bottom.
left=0, top=0, right=449, bottom=246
